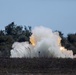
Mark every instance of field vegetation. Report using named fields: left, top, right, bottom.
left=0, top=58, right=76, bottom=75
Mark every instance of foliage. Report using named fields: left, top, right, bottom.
left=0, top=22, right=32, bottom=57
left=0, top=22, right=76, bottom=57
left=55, top=31, right=76, bottom=55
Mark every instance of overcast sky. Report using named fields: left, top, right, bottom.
left=0, top=0, right=76, bottom=36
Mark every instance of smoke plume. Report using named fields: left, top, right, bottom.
left=10, top=26, right=73, bottom=58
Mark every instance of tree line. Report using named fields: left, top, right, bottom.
left=0, top=22, right=76, bottom=57
left=0, top=22, right=32, bottom=57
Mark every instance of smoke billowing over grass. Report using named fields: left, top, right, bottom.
left=0, top=22, right=76, bottom=58
left=11, top=26, right=73, bottom=58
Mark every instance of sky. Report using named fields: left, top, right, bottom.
left=0, top=0, right=76, bottom=36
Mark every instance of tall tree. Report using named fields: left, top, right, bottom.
left=5, top=22, right=16, bottom=35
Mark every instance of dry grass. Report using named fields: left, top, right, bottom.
left=0, top=57, right=76, bottom=75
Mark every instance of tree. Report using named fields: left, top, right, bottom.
left=15, top=26, right=23, bottom=35
left=67, top=34, right=76, bottom=43
left=5, top=22, right=16, bottom=35
left=0, top=30, right=4, bottom=36
left=0, top=22, right=32, bottom=57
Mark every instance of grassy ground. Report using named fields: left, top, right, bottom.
left=0, top=58, right=76, bottom=75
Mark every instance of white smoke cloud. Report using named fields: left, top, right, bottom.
left=10, top=26, right=73, bottom=58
